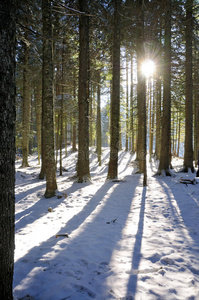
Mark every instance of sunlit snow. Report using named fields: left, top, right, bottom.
left=14, top=148, right=199, bottom=300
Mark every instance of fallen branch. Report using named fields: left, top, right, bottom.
left=180, top=178, right=197, bottom=185
left=56, top=233, right=69, bottom=238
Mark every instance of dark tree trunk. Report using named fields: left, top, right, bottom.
left=0, top=1, right=16, bottom=299
left=96, top=70, right=102, bottom=166
left=107, top=0, right=121, bottom=179
left=155, top=76, right=162, bottom=160
left=42, top=0, right=57, bottom=197
left=125, top=51, right=129, bottom=151
left=21, top=33, right=30, bottom=167
left=72, top=76, right=77, bottom=152
left=130, top=50, right=135, bottom=153
left=77, top=0, right=90, bottom=182
left=136, top=0, right=147, bottom=185
left=35, top=83, right=42, bottom=164
left=183, top=0, right=194, bottom=172
left=158, top=0, right=172, bottom=175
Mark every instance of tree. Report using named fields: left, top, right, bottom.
left=183, top=0, right=194, bottom=172
left=107, top=0, right=121, bottom=180
left=158, top=0, right=172, bottom=175
left=77, top=0, right=90, bottom=182
left=0, top=1, right=16, bottom=298
left=96, top=69, right=102, bottom=166
left=21, top=31, right=31, bottom=167
left=136, top=0, right=147, bottom=185
left=41, top=0, right=57, bottom=197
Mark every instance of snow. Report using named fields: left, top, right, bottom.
left=14, top=148, right=199, bottom=300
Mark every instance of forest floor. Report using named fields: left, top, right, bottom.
left=14, top=148, right=199, bottom=300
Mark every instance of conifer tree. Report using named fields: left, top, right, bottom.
left=107, top=0, right=121, bottom=179
left=42, top=0, right=57, bottom=197
left=0, top=1, right=16, bottom=298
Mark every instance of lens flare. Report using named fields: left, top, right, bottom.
left=141, top=60, right=155, bottom=77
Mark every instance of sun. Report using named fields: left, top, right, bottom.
left=141, top=60, right=155, bottom=77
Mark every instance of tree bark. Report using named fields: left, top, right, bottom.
left=77, top=0, right=90, bottom=182
left=107, top=0, right=121, bottom=179
left=35, top=83, right=42, bottom=164
left=158, top=0, right=172, bottom=175
left=21, top=33, right=30, bottom=167
left=136, top=0, right=147, bottom=185
left=0, top=1, right=16, bottom=298
left=96, top=70, right=102, bottom=166
left=183, top=0, right=194, bottom=172
left=155, top=76, right=162, bottom=160
left=125, top=51, right=129, bottom=151
left=130, top=50, right=135, bottom=153
left=42, top=0, right=57, bottom=197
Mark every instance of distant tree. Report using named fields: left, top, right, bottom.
left=96, top=69, right=102, bottom=166
left=77, top=0, right=90, bottom=182
left=21, top=31, right=31, bottom=167
left=158, top=0, right=172, bottom=175
left=183, top=0, right=194, bottom=172
left=35, top=81, right=42, bottom=164
left=0, top=0, right=16, bottom=298
left=41, top=0, right=57, bottom=197
left=107, top=0, right=121, bottom=179
left=125, top=50, right=129, bottom=152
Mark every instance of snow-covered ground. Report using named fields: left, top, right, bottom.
left=14, top=148, right=199, bottom=300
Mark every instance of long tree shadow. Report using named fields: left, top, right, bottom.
left=159, top=179, right=199, bottom=248
left=125, top=187, right=146, bottom=298
left=14, top=174, right=141, bottom=300
left=15, top=180, right=93, bottom=234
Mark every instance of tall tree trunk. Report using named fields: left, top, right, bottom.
left=177, top=113, right=181, bottom=157
left=194, top=52, right=199, bottom=166
left=35, top=84, right=42, bottom=164
left=96, top=70, right=102, bottom=166
left=107, top=0, right=121, bottom=179
left=60, top=38, right=67, bottom=175
left=158, top=0, right=171, bottom=175
left=21, top=33, right=30, bottom=167
left=130, top=50, right=135, bottom=153
left=183, top=0, right=194, bottom=172
left=72, top=77, right=77, bottom=152
left=0, top=1, right=16, bottom=298
left=155, top=76, right=162, bottom=159
left=89, top=83, right=94, bottom=147
left=29, top=92, right=34, bottom=155
left=77, top=0, right=90, bottom=182
left=149, top=79, right=152, bottom=161
left=125, top=51, right=129, bottom=151
left=136, top=0, right=147, bottom=185
left=42, top=0, right=57, bottom=197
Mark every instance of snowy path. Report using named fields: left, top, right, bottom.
left=14, top=149, right=199, bottom=300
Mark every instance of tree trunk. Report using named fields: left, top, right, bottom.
left=60, top=38, right=66, bottom=175
left=42, top=0, right=57, bottom=197
left=107, top=0, right=121, bottom=179
left=89, top=83, right=94, bottom=147
left=130, top=50, right=135, bottom=153
left=72, top=77, right=77, bottom=152
left=21, top=33, right=30, bottom=167
left=155, top=76, right=162, bottom=159
left=96, top=70, right=102, bottom=166
left=158, top=0, right=171, bottom=175
left=125, top=51, right=129, bottom=151
left=183, top=0, right=194, bottom=172
left=35, top=84, right=42, bottom=164
left=0, top=1, right=16, bottom=298
left=136, top=0, right=147, bottom=185
left=77, top=0, right=90, bottom=182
